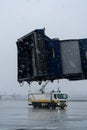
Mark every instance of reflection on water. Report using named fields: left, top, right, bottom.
left=0, top=101, right=87, bottom=130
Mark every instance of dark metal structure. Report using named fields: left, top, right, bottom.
left=16, top=29, right=87, bottom=84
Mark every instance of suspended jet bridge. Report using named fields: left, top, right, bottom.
left=16, top=29, right=87, bottom=84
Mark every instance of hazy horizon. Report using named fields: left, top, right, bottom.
left=0, top=0, right=87, bottom=99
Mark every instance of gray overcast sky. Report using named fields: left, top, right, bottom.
left=0, top=0, right=87, bottom=97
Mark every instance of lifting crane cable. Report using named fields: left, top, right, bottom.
left=57, top=80, right=60, bottom=92
left=39, top=81, right=49, bottom=93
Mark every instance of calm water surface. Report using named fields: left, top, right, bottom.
left=0, top=101, right=87, bottom=130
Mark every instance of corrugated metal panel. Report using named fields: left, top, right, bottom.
left=60, top=40, right=82, bottom=77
